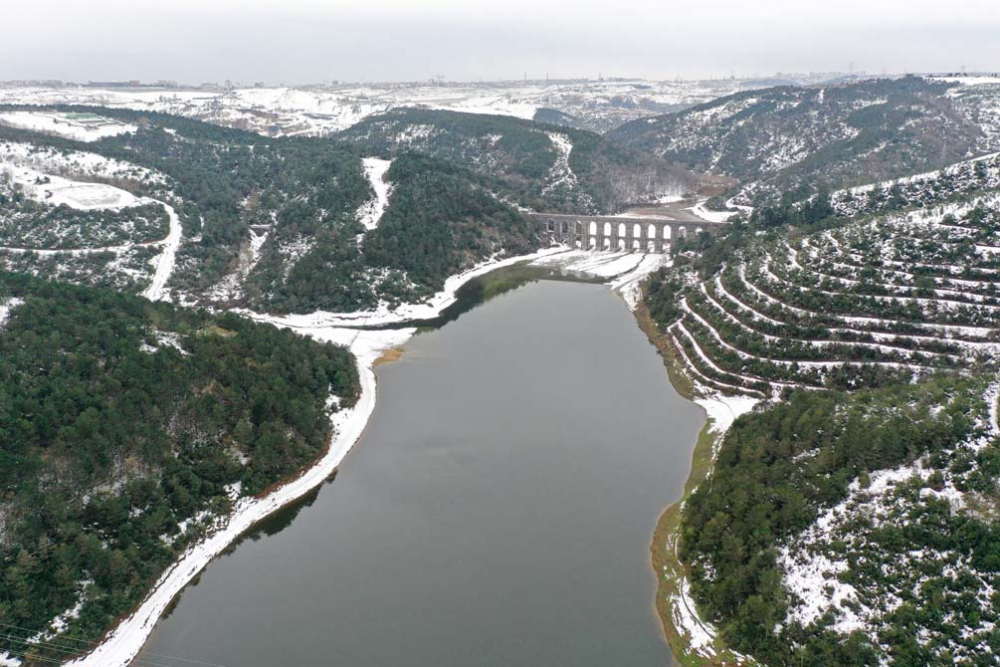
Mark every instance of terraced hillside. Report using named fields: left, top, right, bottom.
left=648, top=178, right=1000, bottom=666
left=665, top=196, right=1000, bottom=400
left=827, top=151, right=1000, bottom=218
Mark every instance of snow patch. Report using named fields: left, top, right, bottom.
left=357, top=157, right=393, bottom=231
left=0, top=297, right=24, bottom=330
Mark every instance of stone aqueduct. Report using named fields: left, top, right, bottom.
left=525, top=213, right=727, bottom=254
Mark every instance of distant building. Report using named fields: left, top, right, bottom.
left=86, top=80, right=142, bottom=88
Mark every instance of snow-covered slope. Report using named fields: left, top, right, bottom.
left=610, top=76, right=1000, bottom=203
left=828, top=151, right=1000, bottom=217
left=0, top=140, right=180, bottom=295
left=0, top=75, right=846, bottom=137
left=0, top=109, right=136, bottom=142
left=357, top=157, right=393, bottom=231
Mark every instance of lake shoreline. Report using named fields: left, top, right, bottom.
left=632, top=297, right=757, bottom=666
left=65, top=248, right=567, bottom=667
left=65, top=247, right=706, bottom=667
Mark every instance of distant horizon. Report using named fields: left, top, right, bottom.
left=2, top=70, right=998, bottom=90
left=6, top=0, right=999, bottom=85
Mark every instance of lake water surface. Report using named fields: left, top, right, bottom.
left=138, top=279, right=703, bottom=667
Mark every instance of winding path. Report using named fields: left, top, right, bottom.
left=0, top=198, right=182, bottom=302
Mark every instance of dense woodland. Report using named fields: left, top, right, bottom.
left=681, top=379, right=1000, bottom=666
left=0, top=273, right=358, bottom=664
left=0, top=195, right=168, bottom=249
left=338, top=107, right=700, bottom=213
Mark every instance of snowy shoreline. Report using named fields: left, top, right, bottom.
left=66, top=332, right=393, bottom=667
left=643, top=296, right=760, bottom=664
left=60, top=245, right=688, bottom=667
left=60, top=245, right=581, bottom=666
left=235, top=245, right=570, bottom=329
left=660, top=393, right=757, bottom=662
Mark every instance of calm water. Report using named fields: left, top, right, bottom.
left=138, top=280, right=703, bottom=667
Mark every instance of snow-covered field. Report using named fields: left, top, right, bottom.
left=14, top=172, right=141, bottom=210
left=687, top=199, right=736, bottom=223
left=0, top=140, right=164, bottom=211
left=0, top=110, right=136, bottom=142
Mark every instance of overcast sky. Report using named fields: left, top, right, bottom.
left=4, top=0, right=998, bottom=84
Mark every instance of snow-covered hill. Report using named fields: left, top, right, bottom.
left=610, top=76, right=1000, bottom=204
left=0, top=75, right=846, bottom=137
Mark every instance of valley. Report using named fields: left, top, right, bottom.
left=2, top=69, right=1000, bottom=667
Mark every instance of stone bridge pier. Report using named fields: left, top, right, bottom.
left=525, top=213, right=725, bottom=254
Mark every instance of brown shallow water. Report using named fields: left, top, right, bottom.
left=136, top=279, right=702, bottom=667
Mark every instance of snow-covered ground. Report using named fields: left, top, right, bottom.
left=695, top=394, right=759, bottom=441
left=0, top=296, right=24, bottom=330
left=8, top=169, right=142, bottom=210
left=140, top=201, right=182, bottom=302
left=687, top=199, right=736, bottom=223
left=529, top=248, right=672, bottom=310
left=609, top=254, right=672, bottom=309
left=239, top=246, right=569, bottom=329
left=0, top=140, right=165, bottom=211
left=0, top=140, right=164, bottom=186
left=777, top=394, right=998, bottom=644
left=542, top=133, right=579, bottom=193
left=0, top=110, right=136, bottom=142
left=0, top=76, right=834, bottom=137
left=357, top=157, right=393, bottom=231
left=532, top=249, right=646, bottom=278
left=1, top=157, right=145, bottom=212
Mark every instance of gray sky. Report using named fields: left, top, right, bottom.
left=4, top=0, right=998, bottom=83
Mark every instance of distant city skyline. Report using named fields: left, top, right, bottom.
left=4, top=71, right=994, bottom=90
left=4, top=0, right=998, bottom=84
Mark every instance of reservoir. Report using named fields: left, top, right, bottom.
left=137, top=278, right=703, bottom=667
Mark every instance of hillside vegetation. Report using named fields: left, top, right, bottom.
left=645, top=158, right=1000, bottom=665
left=683, top=378, right=999, bottom=666
left=337, top=107, right=702, bottom=213
left=0, top=273, right=358, bottom=664
left=651, top=189, right=1000, bottom=398
left=0, top=106, right=550, bottom=314
left=610, top=77, right=997, bottom=204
